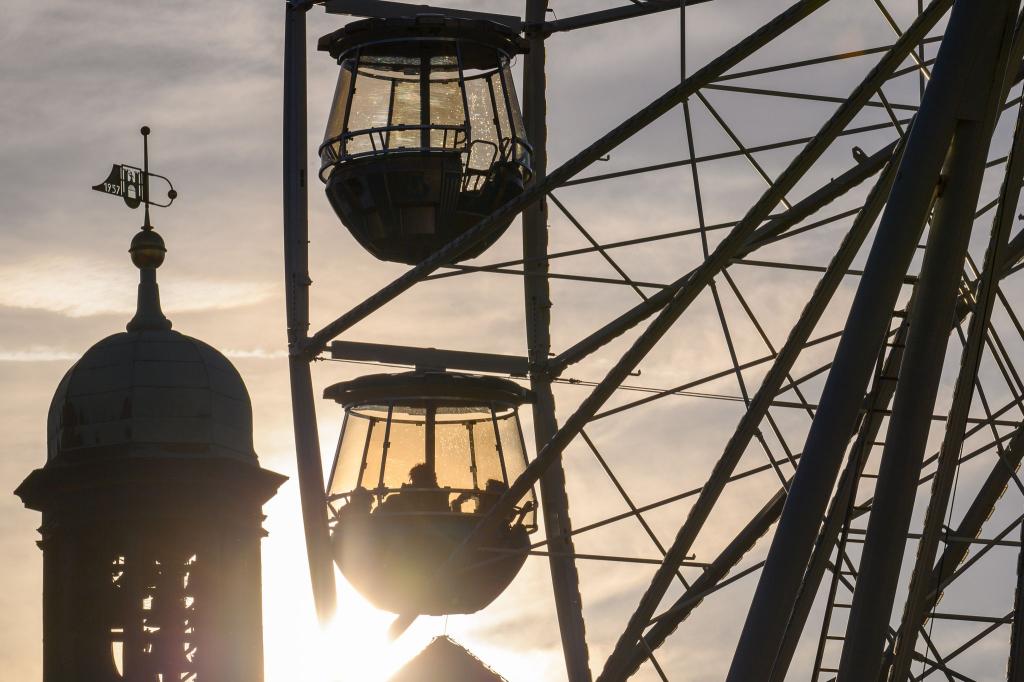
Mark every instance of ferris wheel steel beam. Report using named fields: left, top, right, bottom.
left=526, top=0, right=962, bottom=673
left=890, top=56, right=1024, bottom=682
left=724, top=0, right=992, bottom=676
left=620, top=392, right=1022, bottom=677
left=300, top=0, right=832, bottom=359
left=541, top=0, right=713, bottom=34
left=1009, top=523, right=1024, bottom=681
left=618, top=487, right=787, bottom=677
left=837, top=5, right=1019, bottom=676
left=324, top=0, right=522, bottom=28
left=516, top=0, right=943, bottom=563
left=282, top=1, right=337, bottom=623
left=328, top=340, right=529, bottom=376
left=552, top=138, right=898, bottom=377
left=631, top=393, right=1014, bottom=680
left=601, top=110, right=907, bottom=682
left=628, top=390, right=1015, bottom=679
left=915, top=425, right=1024, bottom=629
left=521, top=2, right=592, bottom=680
left=771, top=322, right=913, bottom=682
left=507, top=0, right=925, bottom=548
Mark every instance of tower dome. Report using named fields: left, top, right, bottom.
left=45, top=228, right=257, bottom=465
left=47, top=330, right=257, bottom=464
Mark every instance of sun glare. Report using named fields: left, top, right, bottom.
left=262, top=485, right=438, bottom=682
left=266, top=577, right=430, bottom=682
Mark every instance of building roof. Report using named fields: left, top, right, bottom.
left=47, top=328, right=257, bottom=464
left=44, top=226, right=258, bottom=465
left=389, top=637, right=507, bottom=682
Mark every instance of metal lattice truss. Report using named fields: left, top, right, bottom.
left=282, top=0, right=1024, bottom=679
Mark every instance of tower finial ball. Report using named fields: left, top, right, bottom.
left=130, top=229, right=166, bottom=269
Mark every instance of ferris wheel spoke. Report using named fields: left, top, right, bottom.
left=700, top=272, right=802, bottom=482
left=446, top=264, right=672, bottom=290
left=553, top=130, right=902, bottom=376
left=619, top=491, right=788, bottom=679
left=541, top=452, right=799, bottom=548
left=589, top=329, right=841, bottom=421
left=541, top=0, right=712, bottom=34
left=704, top=82, right=919, bottom=112
left=985, top=313, right=1024, bottom=398
left=873, top=0, right=935, bottom=82
left=680, top=77, right=799, bottom=485
left=717, top=36, right=942, bottom=83
left=695, top=91, right=795, bottom=210
left=564, top=118, right=906, bottom=188
left=427, top=200, right=860, bottom=290
left=548, top=193, right=650, bottom=301
left=720, top=269, right=818, bottom=419
left=579, top=430, right=691, bottom=588
left=934, top=514, right=1024, bottom=612
left=602, top=55, right=929, bottom=671
left=910, top=612, right=1014, bottom=680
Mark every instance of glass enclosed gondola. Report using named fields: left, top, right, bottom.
left=324, top=372, right=537, bottom=615
left=318, top=16, right=532, bottom=265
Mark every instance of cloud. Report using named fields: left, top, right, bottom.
left=0, top=347, right=79, bottom=363
left=223, top=348, right=288, bottom=359
left=0, top=256, right=273, bottom=318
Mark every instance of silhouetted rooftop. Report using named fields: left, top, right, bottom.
left=44, top=226, right=258, bottom=465
left=389, top=637, right=507, bottom=682
left=46, top=328, right=258, bottom=463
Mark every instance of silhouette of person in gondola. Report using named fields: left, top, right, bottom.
left=378, top=463, right=449, bottom=514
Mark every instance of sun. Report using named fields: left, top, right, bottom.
left=265, top=576, right=432, bottom=682
left=310, top=584, right=430, bottom=682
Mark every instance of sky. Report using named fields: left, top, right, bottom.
left=3, top=0, right=1024, bottom=680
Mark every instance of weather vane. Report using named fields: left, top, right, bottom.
left=91, top=126, right=177, bottom=230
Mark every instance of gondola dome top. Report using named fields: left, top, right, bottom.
left=317, top=14, right=528, bottom=65
left=323, top=370, right=532, bottom=407
left=45, top=228, right=258, bottom=465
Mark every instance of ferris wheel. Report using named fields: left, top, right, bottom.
left=281, top=0, right=1024, bottom=679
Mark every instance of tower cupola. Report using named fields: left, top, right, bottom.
left=16, top=131, right=285, bottom=682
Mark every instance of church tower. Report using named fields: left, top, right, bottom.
left=16, top=207, right=285, bottom=680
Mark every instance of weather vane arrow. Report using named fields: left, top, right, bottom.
left=91, top=126, right=178, bottom=224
